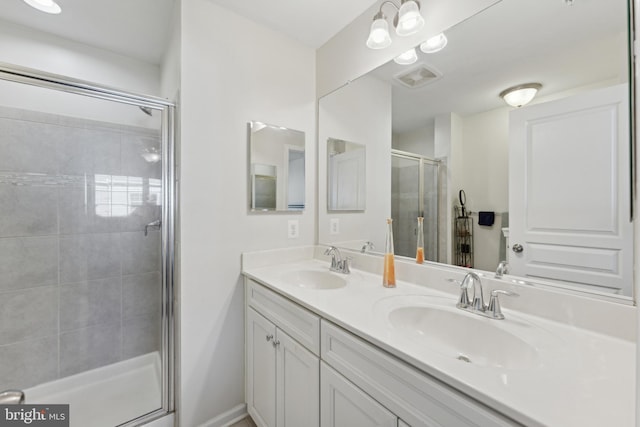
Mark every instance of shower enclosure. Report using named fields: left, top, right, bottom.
left=391, top=150, right=440, bottom=262
left=0, top=64, right=175, bottom=427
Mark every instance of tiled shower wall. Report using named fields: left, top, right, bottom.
left=0, top=106, right=162, bottom=391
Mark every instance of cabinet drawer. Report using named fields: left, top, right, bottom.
left=321, top=321, right=521, bottom=427
left=247, top=279, right=320, bottom=355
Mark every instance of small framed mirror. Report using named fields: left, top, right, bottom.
left=327, top=138, right=366, bottom=211
left=248, top=121, right=305, bottom=212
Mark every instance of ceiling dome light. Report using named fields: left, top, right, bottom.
left=393, top=48, right=418, bottom=65
left=396, top=0, right=424, bottom=36
left=23, top=0, right=62, bottom=14
left=500, top=83, right=542, bottom=107
left=420, top=33, right=448, bottom=53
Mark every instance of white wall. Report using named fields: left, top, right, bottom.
left=0, top=19, right=162, bottom=128
left=392, top=122, right=435, bottom=157
left=316, top=0, right=500, bottom=97
left=179, top=1, right=316, bottom=426
left=318, top=75, right=392, bottom=251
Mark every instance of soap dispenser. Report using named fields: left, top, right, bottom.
left=383, top=218, right=396, bottom=288
left=416, top=217, right=424, bottom=264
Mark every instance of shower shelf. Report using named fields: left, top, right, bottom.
left=454, top=206, right=473, bottom=268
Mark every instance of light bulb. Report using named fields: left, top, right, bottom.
left=393, top=48, right=418, bottom=65
left=420, top=33, right=448, bottom=53
left=23, top=0, right=62, bottom=14
left=396, top=1, right=424, bottom=36
left=366, top=15, right=392, bottom=49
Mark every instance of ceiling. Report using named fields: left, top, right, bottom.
left=206, top=0, right=379, bottom=48
left=0, top=0, right=378, bottom=66
left=369, top=0, right=629, bottom=133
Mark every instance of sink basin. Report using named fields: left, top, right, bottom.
left=387, top=303, right=542, bottom=370
left=280, top=270, right=347, bottom=290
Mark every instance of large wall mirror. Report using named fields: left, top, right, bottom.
left=249, top=121, right=305, bottom=212
left=318, top=0, right=634, bottom=299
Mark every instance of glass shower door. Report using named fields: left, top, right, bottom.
left=391, top=151, right=440, bottom=262
left=0, top=71, right=174, bottom=427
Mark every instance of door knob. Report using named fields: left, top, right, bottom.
left=512, top=244, right=524, bottom=253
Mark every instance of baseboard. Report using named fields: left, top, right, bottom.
left=198, top=403, right=247, bottom=427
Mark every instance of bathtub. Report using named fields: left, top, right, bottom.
left=24, top=352, right=162, bottom=427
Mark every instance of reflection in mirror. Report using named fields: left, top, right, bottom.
left=327, top=138, right=366, bottom=211
left=248, top=121, right=305, bottom=212
left=318, top=0, right=633, bottom=299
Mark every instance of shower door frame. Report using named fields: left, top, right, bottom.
left=391, top=149, right=442, bottom=262
left=0, top=62, right=176, bottom=426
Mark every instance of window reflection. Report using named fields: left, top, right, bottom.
left=95, top=174, right=161, bottom=217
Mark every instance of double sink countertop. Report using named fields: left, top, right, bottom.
left=242, top=247, right=636, bottom=427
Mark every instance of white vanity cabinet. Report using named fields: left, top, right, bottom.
left=320, top=362, right=397, bottom=427
left=245, top=280, right=320, bottom=427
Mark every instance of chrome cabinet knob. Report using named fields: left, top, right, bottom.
left=512, top=243, right=524, bottom=253
left=272, top=340, right=281, bottom=348
left=266, top=334, right=274, bottom=342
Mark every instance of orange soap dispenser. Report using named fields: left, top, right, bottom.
left=383, top=218, right=396, bottom=288
left=416, top=216, right=425, bottom=264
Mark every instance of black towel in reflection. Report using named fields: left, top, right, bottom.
left=478, top=211, right=495, bottom=226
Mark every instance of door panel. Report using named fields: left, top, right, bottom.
left=508, top=84, right=631, bottom=294
left=247, top=308, right=277, bottom=427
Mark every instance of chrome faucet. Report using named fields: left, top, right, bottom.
left=0, top=390, right=25, bottom=405
left=324, top=246, right=351, bottom=274
left=495, top=260, right=509, bottom=279
left=456, top=272, right=518, bottom=319
left=361, top=241, right=375, bottom=253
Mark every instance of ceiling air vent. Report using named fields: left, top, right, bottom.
left=394, top=64, right=441, bottom=89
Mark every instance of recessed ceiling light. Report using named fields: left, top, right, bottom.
left=23, top=0, right=62, bottom=14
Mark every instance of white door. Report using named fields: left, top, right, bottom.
left=508, top=84, right=632, bottom=294
left=276, top=330, right=319, bottom=427
left=328, top=149, right=366, bottom=210
left=320, top=362, right=397, bottom=427
left=247, top=308, right=277, bottom=427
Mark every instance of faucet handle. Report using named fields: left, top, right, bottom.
left=340, top=257, right=352, bottom=274
left=449, top=278, right=470, bottom=308
left=487, top=289, right=519, bottom=320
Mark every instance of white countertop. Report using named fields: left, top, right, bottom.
left=242, top=256, right=636, bottom=427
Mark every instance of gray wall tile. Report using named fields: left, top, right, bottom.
left=121, top=231, right=160, bottom=275
left=59, top=233, right=122, bottom=283
left=60, top=278, right=122, bottom=331
left=0, top=236, right=58, bottom=292
left=122, top=272, right=161, bottom=320
left=59, top=322, right=121, bottom=377
left=0, top=336, right=58, bottom=390
left=0, top=287, right=58, bottom=345
left=0, top=185, right=58, bottom=237
left=58, top=184, right=119, bottom=234
left=0, top=119, right=61, bottom=174
left=123, top=313, right=160, bottom=359
left=57, top=128, right=121, bottom=176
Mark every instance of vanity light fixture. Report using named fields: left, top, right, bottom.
left=420, top=33, right=448, bottom=53
left=366, top=0, right=425, bottom=49
left=499, top=83, right=542, bottom=107
left=393, top=48, right=418, bottom=65
left=23, top=0, right=62, bottom=14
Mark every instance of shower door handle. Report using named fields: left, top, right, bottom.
left=0, top=390, right=25, bottom=404
left=144, top=220, right=161, bottom=236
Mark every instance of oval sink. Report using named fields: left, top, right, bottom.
left=280, top=270, right=347, bottom=290
left=388, top=305, right=542, bottom=370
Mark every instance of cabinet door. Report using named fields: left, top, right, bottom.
left=276, top=330, right=320, bottom=427
left=247, top=308, right=277, bottom=427
left=398, top=421, right=411, bottom=427
left=320, top=362, right=396, bottom=427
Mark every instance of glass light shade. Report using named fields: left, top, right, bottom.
left=396, top=1, right=424, bottom=36
left=500, top=83, right=542, bottom=107
left=366, top=18, right=392, bottom=49
left=393, top=48, right=418, bottom=65
left=420, top=33, right=448, bottom=53
left=23, top=0, right=61, bottom=14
